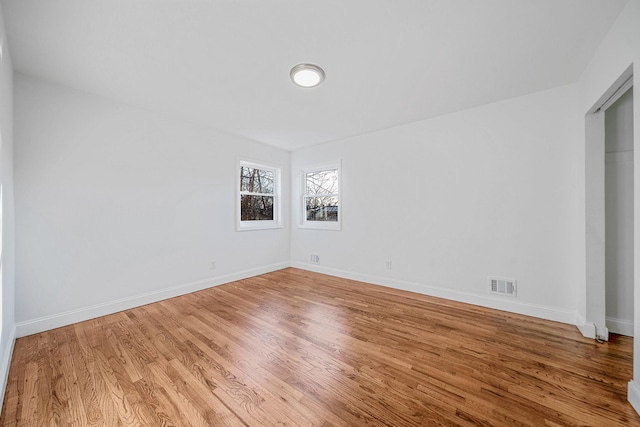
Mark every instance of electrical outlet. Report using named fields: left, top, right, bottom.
left=310, top=253, right=320, bottom=264
left=209, top=260, right=217, bottom=269
left=385, top=259, right=392, bottom=269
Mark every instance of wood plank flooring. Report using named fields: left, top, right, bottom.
left=1, top=268, right=638, bottom=426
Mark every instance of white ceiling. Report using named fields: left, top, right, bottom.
left=1, top=0, right=629, bottom=151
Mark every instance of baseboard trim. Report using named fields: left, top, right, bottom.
left=15, top=262, right=584, bottom=337
left=629, top=380, right=640, bottom=416
left=0, top=325, right=17, bottom=413
left=15, top=262, right=290, bottom=338
left=576, top=316, right=597, bottom=339
left=606, top=316, right=634, bottom=337
left=291, top=262, right=578, bottom=325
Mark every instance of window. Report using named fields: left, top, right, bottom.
left=238, top=160, right=282, bottom=230
left=302, top=163, right=341, bottom=230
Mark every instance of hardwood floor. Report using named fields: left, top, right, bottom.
left=1, top=268, right=638, bottom=426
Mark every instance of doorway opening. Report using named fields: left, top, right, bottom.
left=605, top=87, right=634, bottom=336
left=584, top=65, right=633, bottom=341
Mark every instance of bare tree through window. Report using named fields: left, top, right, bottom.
left=304, top=169, right=339, bottom=222
left=240, top=166, right=275, bottom=221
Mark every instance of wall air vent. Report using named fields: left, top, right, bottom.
left=489, top=277, right=517, bottom=297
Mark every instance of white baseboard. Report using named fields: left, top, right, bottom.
left=14, top=261, right=592, bottom=337
left=15, top=262, right=290, bottom=338
left=629, top=381, right=640, bottom=416
left=0, top=325, right=16, bottom=413
left=291, top=262, right=578, bottom=325
left=606, top=316, right=634, bottom=337
left=575, top=314, right=614, bottom=341
left=576, top=316, right=597, bottom=339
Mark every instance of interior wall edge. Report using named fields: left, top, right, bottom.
left=0, top=325, right=16, bottom=412
left=290, top=262, right=579, bottom=326
left=14, top=261, right=291, bottom=338
left=629, top=380, right=640, bottom=416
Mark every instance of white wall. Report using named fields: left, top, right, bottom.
left=577, top=0, right=640, bottom=413
left=0, top=1, right=16, bottom=406
left=605, top=88, right=634, bottom=335
left=291, top=83, right=582, bottom=324
left=6, top=0, right=640, bottom=415
left=13, top=74, right=290, bottom=335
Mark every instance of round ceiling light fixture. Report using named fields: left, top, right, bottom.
left=290, top=63, right=325, bottom=88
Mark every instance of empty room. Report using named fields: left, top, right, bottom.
left=0, top=0, right=640, bottom=425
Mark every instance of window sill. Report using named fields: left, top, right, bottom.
left=237, top=222, right=284, bottom=232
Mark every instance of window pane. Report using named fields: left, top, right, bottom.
left=240, top=167, right=274, bottom=194
left=305, top=196, right=338, bottom=221
left=306, top=169, right=338, bottom=195
left=241, top=195, right=274, bottom=221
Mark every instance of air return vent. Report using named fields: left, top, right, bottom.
left=489, top=277, right=517, bottom=297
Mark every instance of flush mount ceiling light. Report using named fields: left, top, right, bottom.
left=290, top=63, right=325, bottom=88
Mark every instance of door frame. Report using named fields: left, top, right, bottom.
left=583, top=65, right=633, bottom=341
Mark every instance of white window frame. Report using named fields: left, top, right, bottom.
left=237, top=159, right=282, bottom=231
left=300, top=162, right=341, bottom=231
